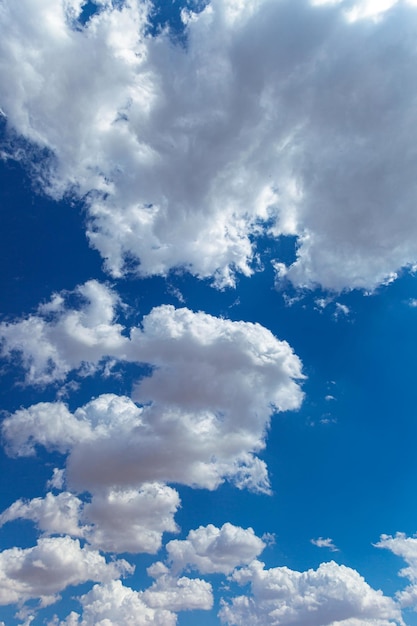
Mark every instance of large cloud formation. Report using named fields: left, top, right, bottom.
left=1, top=390, right=281, bottom=494
left=1, top=281, right=304, bottom=492
left=219, top=559, right=404, bottom=626
left=1, top=0, right=417, bottom=290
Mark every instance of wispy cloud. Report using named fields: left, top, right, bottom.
left=311, top=536, right=340, bottom=552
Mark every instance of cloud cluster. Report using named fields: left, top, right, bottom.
left=0, top=280, right=307, bottom=618
left=2, top=0, right=417, bottom=290
left=2, top=1, right=416, bottom=621
left=51, top=582, right=176, bottom=626
left=219, top=559, right=404, bottom=626
left=52, top=576, right=210, bottom=626
left=47, top=521, right=267, bottom=623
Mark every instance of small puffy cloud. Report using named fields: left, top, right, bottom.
left=0, top=484, right=180, bottom=554
left=2, top=303, right=304, bottom=494
left=219, top=560, right=403, bottom=626
left=0, top=281, right=128, bottom=384
left=0, top=536, right=132, bottom=606
left=166, top=523, right=266, bottom=575
left=311, top=536, right=339, bottom=552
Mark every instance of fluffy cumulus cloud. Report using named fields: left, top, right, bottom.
left=2, top=2, right=414, bottom=620
left=0, top=484, right=180, bottom=554
left=1, top=291, right=304, bottom=493
left=53, top=571, right=212, bottom=625
left=1, top=0, right=417, bottom=290
left=52, top=580, right=178, bottom=626
left=219, top=560, right=404, bottom=626
left=0, top=283, right=305, bottom=416
left=143, top=563, right=213, bottom=611
left=1, top=392, right=269, bottom=494
left=0, top=280, right=128, bottom=384
left=376, top=533, right=417, bottom=611
left=83, top=484, right=180, bottom=554
left=0, top=491, right=85, bottom=537
left=0, top=536, right=132, bottom=607
left=166, top=523, right=266, bottom=575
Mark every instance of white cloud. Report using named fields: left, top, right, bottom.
left=1, top=284, right=305, bottom=430
left=1, top=0, right=417, bottom=290
left=47, top=468, right=65, bottom=490
left=83, top=484, right=180, bottom=553
left=52, top=574, right=212, bottom=625
left=0, top=484, right=180, bottom=554
left=376, top=533, right=417, bottom=611
left=1, top=392, right=272, bottom=494
left=2, top=301, right=304, bottom=493
left=220, top=560, right=404, bottom=626
left=311, top=536, right=339, bottom=552
left=0, top=536, right=132, bottom=607
left=344, top=0, right=399, bottom=23
left=2, top=400, right=91, bottom=457
left=142, top=570, right=213, bottom=612
left=166, top=523, right=266, bottom=575
left=52, top=580, right=178, bottom=626
left=0, top=492, right=85, bottom=537
left=128, top=304, right=304, bottom=415
left=335, top=303, right=350, bottom=318
left=0, top=280, right=128, bottom=384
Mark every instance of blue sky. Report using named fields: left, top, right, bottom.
left=1, top=0, right=417, bottom=624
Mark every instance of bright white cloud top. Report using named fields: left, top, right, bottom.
left=1, top=0, right=417, bottom=625
left=0, top=536, right=132, bottom=607
left=219, top=560, right=404, bottom=626
left=2, top=0, right=417, bottom=289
